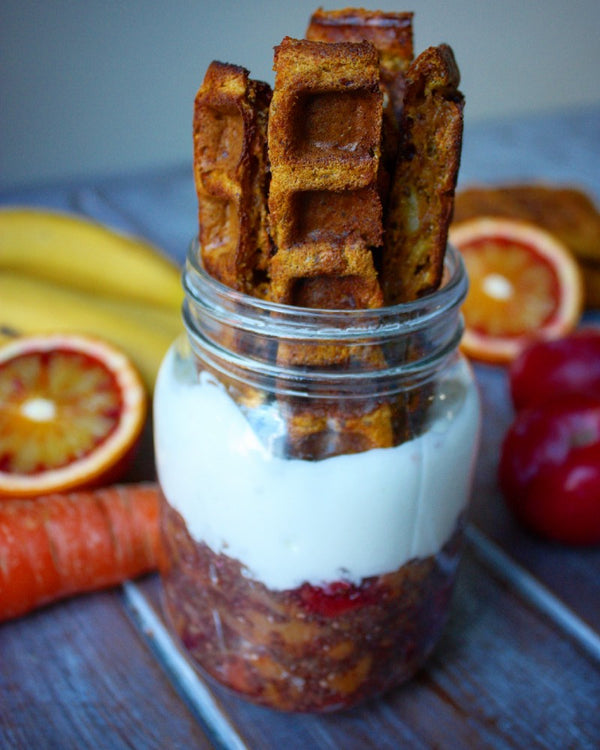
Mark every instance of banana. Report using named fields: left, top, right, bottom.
left=0, top=271, right=182, bottom=390
left=0, top=207, right=184, bottom=310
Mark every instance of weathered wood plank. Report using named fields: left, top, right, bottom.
left=0, top=591, right=214, bottom=750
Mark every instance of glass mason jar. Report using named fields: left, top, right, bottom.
left=154, top=239, right=480, bottom=713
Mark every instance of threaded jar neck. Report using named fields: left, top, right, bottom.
left=182, top=239, right=468, bottom=398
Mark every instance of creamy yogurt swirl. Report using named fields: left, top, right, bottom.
left=154, top=342, right=480, bottom=591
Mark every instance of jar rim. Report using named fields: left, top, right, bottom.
left=182, top=239, right=468, bottom=396
left=184, top=238, right=468, bottom=341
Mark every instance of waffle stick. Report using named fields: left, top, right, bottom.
left=382, top=44, right=464, bottom=304
left=375, top=44, right=464, bottom=446
left=193, top=61, right=272, bottom=297
left=305, top=8, right=414, bottom=209
left=267, top=37, right=394, bottom=458
left=305, top=8, right=413, bottom=122
left=268, top=37, right=385, bottom=309
left=192, top=62, right=274, bottom=415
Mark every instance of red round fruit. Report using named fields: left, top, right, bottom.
left=499, top=393, right=600, bottom=545
left=509, top=328, right=600, bottom=411
left=525, top=442, right=600, bottom=545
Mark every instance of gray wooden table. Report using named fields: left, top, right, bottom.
left=1, top=105, right=599, bottom=749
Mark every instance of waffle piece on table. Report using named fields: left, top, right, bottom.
left=267, top=37, right=393, bottom=457
left=453, top=183, right=600, bottom=263
left=453, top=183, right=600, bottom=307
left=382, top=44, right=464, bottom=304
left=193, top=61, right=272, bottom=296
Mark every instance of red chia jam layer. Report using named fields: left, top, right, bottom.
left=160, top=501, right=464, bottom=713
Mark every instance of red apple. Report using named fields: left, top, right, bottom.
left=499, top=394, right=600, bottom=545
left=509, top=328, right=600, bottom=411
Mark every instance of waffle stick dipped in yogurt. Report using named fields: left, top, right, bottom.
left=192, top=11, right=464, bottom=458
left=191, top=61, right=274, bottom=412
left=266, top=36, right=395, bottom=457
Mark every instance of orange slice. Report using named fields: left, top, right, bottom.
left=0, top=333, right=147, bottom=498
left=450, top=217, right=583, bottom=364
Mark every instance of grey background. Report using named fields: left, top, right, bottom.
left=2, top=0, right=599, bottom=190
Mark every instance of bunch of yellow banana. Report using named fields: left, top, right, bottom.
left=0, top=207, right=184, bottom=390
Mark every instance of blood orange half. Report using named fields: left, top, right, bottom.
left=450, top=217, right=583, bottom=364
left=0, top=333, right=147, bottom=498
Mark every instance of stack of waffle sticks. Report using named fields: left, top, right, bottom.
left=193, top=8, right=464, bottom=459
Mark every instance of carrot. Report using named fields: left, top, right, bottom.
left=0, top=482, right=165, bottom=623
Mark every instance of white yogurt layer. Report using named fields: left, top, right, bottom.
left=154, top=342, right=480, bottom=591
